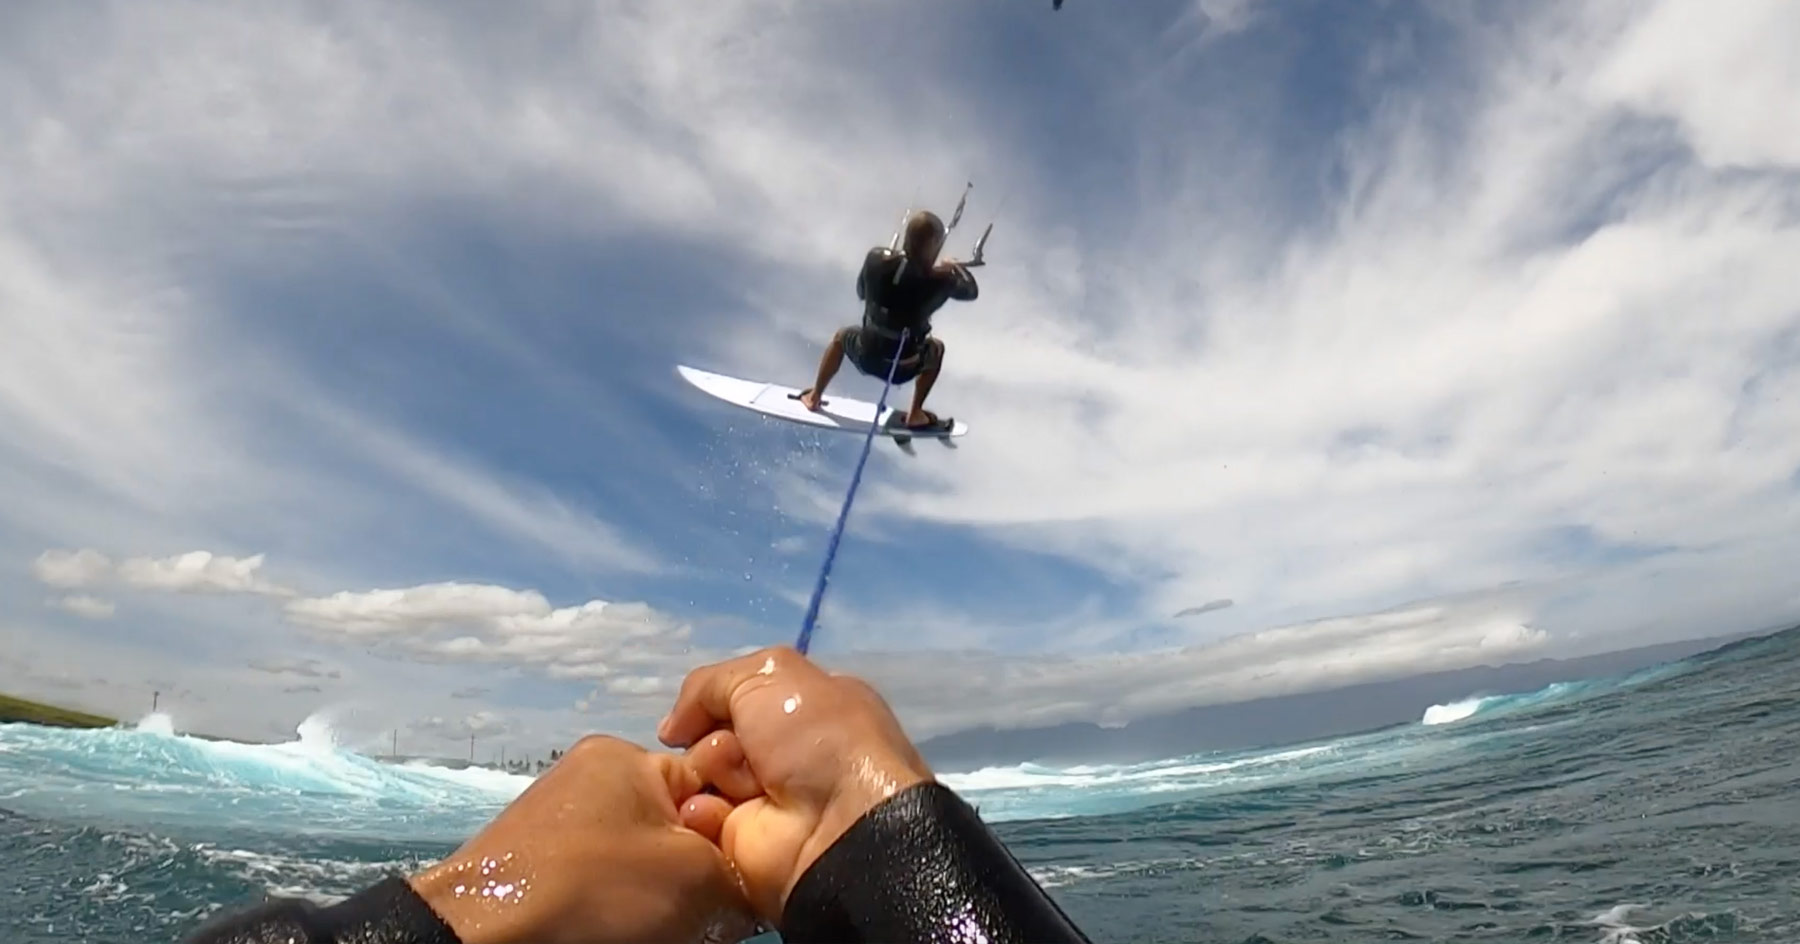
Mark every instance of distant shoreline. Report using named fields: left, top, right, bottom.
left=0, top=692, right=238, bottom=742
left=0, top=692, right=118, bottom=729
left=0, top=691, right=535, bottom=773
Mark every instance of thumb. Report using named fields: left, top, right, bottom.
left=679, top=792, right=735, bottom=843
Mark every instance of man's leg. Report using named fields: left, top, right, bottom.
left=798, top=327, right=856, bottom=411
left=905, top=337, right=946, bottom=427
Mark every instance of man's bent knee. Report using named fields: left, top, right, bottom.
left=921, top=337, right=945, bottom=373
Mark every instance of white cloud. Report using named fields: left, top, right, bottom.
left=50, top=595, right=116, bottom=620
left=29, top=547, right=291, bottom=599
left=286, top=583, right=552, bottom=636
left=601, top=675, right=669, bottom=696
left=0, top=2, right=675, bottom=602
left=118, top=551, right=291, bottom=596
left=283, top=580, right=696, bottom=692
left=31, top=549, right=113, bottom=589
left=803, top=0, right=1800, bottom=644
left=1585, top=0, right=1800, bottom=169
left=2, top=0, right=1797, bottom=758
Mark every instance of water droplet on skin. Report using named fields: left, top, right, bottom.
left=784, top=694, right=801, bottom=714
left=758, top=656, right=777, bottom=676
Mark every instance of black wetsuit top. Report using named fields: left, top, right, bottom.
left=180, top=781, right=1091, bottom=944
left=854, top=246, right=979, bottom=361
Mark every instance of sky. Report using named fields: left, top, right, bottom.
left=4, top=0, right=1799, bottom=763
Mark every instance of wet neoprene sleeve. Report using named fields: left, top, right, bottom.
left=181, top=875, right=458, bottom=944
left=779, top=780, right=1092, bottom=943
left=182, top=781, right=1089, bottom=944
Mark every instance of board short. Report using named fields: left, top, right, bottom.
left=837, top=325, right=940, bottom=385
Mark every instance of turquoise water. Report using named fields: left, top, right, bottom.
left=4, top=629, right=1797, bottom=942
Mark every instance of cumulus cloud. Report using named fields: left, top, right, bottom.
left=118, top=551, right=292, bottom=596
left=285, top=581, right=696, bottom=689
left=31, top=550, right=113, bottom=589
left=286, top=583, right=552, bottom=636
left=29, top=548, right=292, bottom=597
left=600, top=675, right=670, bottom=697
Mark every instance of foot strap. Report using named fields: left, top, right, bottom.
left=903, top=410, right=953, bottom=432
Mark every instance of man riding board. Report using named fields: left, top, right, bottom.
left=795, top=209, right=977, bottom=433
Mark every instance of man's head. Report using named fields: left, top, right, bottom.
left=901, top=210, right=946, bottom=263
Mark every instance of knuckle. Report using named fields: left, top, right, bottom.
left=566, top=733, right=627, bottom=763
left=836, top=674, right=882, bottom=701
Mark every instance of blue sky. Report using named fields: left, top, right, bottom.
left=4, top=0, right=1799, bottom=760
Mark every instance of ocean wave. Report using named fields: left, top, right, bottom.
left=943, top=744, right=1337, bottom=795
left=1417, top=657, right=1698, bottom=729
left=0, top=632, right=1764, bottom=836
left=0, top=713, right=531, bottom=841
left=1422, top=696, right=1493, bottom=725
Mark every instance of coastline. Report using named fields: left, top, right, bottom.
left=0, top=691, right=538, bottom=773
left=0, top=692, right=118, bottom=729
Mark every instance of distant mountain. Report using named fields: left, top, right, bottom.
left=917, top=626, right=1786, bottom=772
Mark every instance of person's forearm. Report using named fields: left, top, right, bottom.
left=779, top=781, right=1092, bottom=943
left=945, top=263, right=979, bottom=300
left=182, top=875, right=460, bottom=944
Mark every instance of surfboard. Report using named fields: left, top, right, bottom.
left=676, top=365, right=968, bottom=440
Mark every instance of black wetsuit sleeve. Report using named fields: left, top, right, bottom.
left=181, top=875, right=461, bottom=944
left=942, top=261, right=979, bottom=301
left=857, top=246, right=892, bottom=302
left=779, top=781, right=1092, bottom=943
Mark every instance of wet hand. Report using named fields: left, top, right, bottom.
left=658, top=646, right=933, bottom=920
left=406, top=735, right=758, bottom=944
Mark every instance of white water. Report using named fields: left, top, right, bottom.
left=0, top=671, right=1618, bottom=836
left=0, top=711, right=533, bottom=841
left=1421, top=696, right=1492, bottom=725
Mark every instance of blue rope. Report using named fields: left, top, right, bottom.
left=795, top=328, right=911, bottom=655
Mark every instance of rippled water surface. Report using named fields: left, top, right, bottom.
left=5, top=630, right=1797, bottom=942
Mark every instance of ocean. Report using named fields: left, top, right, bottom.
left=4, top=628, right=1797, bottom=943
